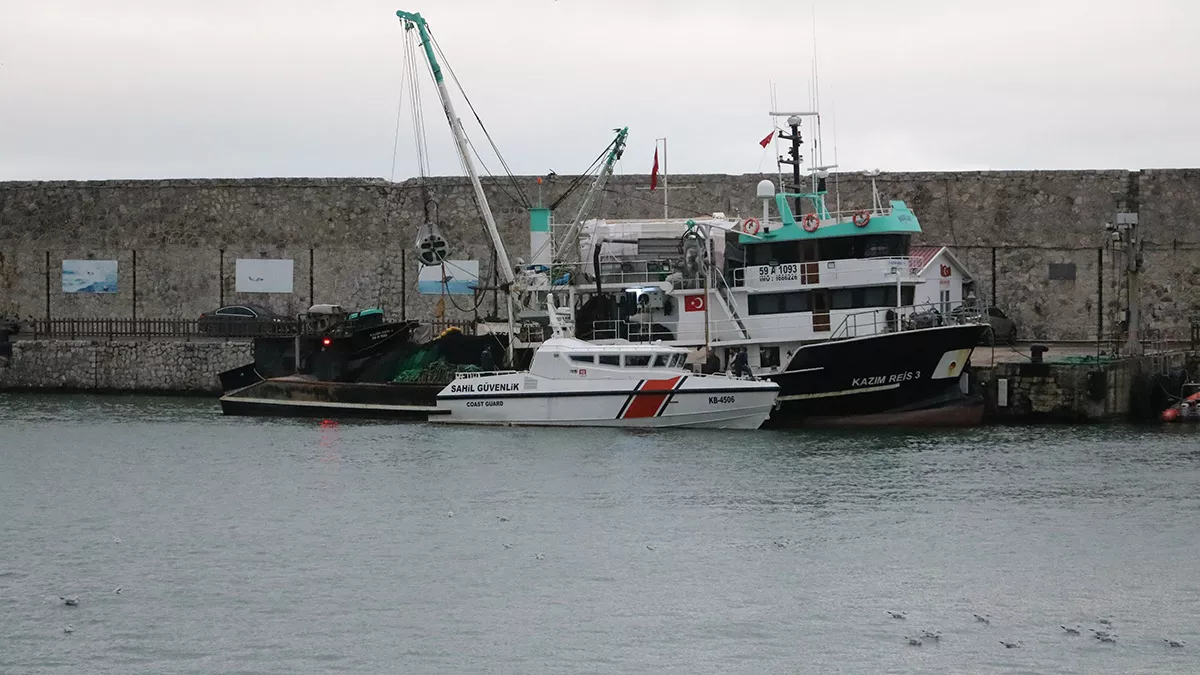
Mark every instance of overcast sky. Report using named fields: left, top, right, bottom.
left=0, top=0, right=1196, bottom=181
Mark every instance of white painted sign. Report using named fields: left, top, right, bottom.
left=998, top=378, right=1009, bottom=407
left=236, top=258, right=294, bottom=293
left=418, top=260, right=479, bottom=295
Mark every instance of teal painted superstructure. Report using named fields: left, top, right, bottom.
left=739, top=192, right=922, bottom=244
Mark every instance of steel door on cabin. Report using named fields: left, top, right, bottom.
left=812, top=290, right=830, bottom=332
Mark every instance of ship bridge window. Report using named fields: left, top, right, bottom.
left=653, top=354, right=671, bottom=368
left=672, top=354, right=686, bottom=368
left=748, top=291, right=812, bottom=315
left=569, top=354, right=595, bottom=364
left=624, top=354, right=652, bottom=367
left=599, top=355, right=620, bottom=366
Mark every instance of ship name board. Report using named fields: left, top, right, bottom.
left=851, top=371, right=919, bottom=387
left=450, top=381, right=521, bottom=393
left=757, top=263, right=799, bottom=283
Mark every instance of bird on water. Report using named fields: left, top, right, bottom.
left=1164, top=638, right=1185, bottom=648
left=63, top=624, right=74, bottom=634
left=973, top=613, right=991, bottom=624
left=60, top=596, right=79, bottom=607
left=887, top=611, right=907, bottom=620
left=1061, top=625, right=1081, bottom=635
left=905, top=636, right=922, bottom=647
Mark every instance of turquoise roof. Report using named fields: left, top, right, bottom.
left=739, top=192, right=922, bottom=244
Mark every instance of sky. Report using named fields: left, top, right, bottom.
left=0, top=0, right=1197, bottom=181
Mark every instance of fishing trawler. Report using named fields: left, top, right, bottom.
left=511, top=115, right=991, bottom=427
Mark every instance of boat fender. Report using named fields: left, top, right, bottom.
left=853, top=210, right=871, bottom=227
left=801, top=213, right=820, bottom=232
left=743, top=217, right=761, bottom=235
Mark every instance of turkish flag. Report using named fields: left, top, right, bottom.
left=759, top=130, right=775, bottom=148
left=684, top=294, right=706, bottom=312
left=650, top=148, right=659, bottom=191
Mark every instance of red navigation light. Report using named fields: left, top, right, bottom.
left=322, top=337, right=332, bottom=346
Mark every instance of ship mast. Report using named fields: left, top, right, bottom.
left=397, top=10, right=515, bottom=287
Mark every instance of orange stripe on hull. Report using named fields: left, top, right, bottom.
left=621, top=377, right=681, bottom=419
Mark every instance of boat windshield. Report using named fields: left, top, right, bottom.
left=654, top=354, right=670, bottom=368
left=625, top=355, right=651, bottom=367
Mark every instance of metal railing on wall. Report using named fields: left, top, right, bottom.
left=21, top=317, right=477, bottom=341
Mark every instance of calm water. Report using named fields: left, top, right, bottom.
left=1, top=394, right=1198, bottom=674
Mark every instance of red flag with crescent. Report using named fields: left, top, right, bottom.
left=650, top=148, right=659, bottom=191
left=684, top=294, right=706, bottom=312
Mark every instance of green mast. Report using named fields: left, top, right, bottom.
left=395, top=9, right=515, bottom=286
left=396, top=11, right=444, bottom=83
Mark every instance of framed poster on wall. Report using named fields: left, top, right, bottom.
left=235, top=258, right=294, bottom=293
left=62, top=260, right=118, bottom=294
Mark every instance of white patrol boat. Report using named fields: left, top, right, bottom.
left=434, top=338, right=778, bottom=428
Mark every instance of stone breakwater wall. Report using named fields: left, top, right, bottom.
left=0, top=340, right=251, bottom=393
left=3, top=170, right=1200, bottom=340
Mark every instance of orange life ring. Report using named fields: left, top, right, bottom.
left=742, top=217, right=760, bottom=235
left=801, top=213, right=820, bottom=233
left=853, top=210, right=871, bottom=227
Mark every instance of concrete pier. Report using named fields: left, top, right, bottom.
left=974, top=343, right=1197, bottom=422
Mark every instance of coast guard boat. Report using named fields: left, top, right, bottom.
left=436, top=301, right=778, bottom=428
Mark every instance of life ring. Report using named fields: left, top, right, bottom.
left=853, top=210, right=871, bottom=227
left=801, top=213, right=820, bottom=233
left=742, top=217, right=760, bottom=235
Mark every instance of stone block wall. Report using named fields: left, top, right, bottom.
left=3, top=170, right=1200, bottom=340
left=0, top=339, right=252, bottom=393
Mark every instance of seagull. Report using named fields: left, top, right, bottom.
left=973, top=613, right=991, bottom=624
left=1090, top=628, right=1113, bottom=638
left=919, top=630, right=941, bottom=641
left=646, top=545, right=656, bottom=551
left=887, top=611, right=907, bottom=620
left=905, top=637, right=922, bottom=647
left=773, top=540, right=789, bottom=548
left=497, top=516, right=509, bottom=522
left=113, top=538, right=122, bottom=544
left=1164, top=638, right=1185, bottom=648
left=502, top=543, right=513, bottom=550
left=114, top=587, right=122, bottom=594
left=534, top=552, right=545, bottom=561
left=1061, top=625, right=1081, bottom=635
left=1000, top=640, right=1021, bottom=649
left=63, top=624, right=74, bottom=634
left=446, top=511, right=454, bottom=518
left=1098, top=618, right=1114, bottom=626
left=60, top=596, right=79, bottom=607
left=1095, top=634, right=1117, bottom=644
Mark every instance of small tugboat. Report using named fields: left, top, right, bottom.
left=435, top=337, right=778, bottom=429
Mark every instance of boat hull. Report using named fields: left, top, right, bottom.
left=764, top=324, right=989, bottom=428
left=436, top=373, right=778, bottom=429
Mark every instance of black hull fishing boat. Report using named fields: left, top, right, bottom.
left=504, top=113, right=990, bottom=427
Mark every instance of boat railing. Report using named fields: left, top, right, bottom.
left=829, top=301, right=989, bottom=340
left=520, top=259, right=705, bottom=290
left=453, top=369, right=520, bottom=379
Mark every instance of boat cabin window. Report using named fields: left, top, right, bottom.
left=653, top=354, right=671, bottom=368
left=624, top=354, right=651, bottom=367
left=750, top=286, right=914, bottom=315
left=598, top=355, right=620, bottom=366
left=747, top=233, right=911, bottom=264
left=673, top=354, right=686, bottom=368
left=760, top=346, right=780, bottom=368
left=569, top=354, right=595, bottom=364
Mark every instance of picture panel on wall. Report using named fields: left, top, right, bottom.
left=417, top=260, right=479, bottom=296
left=62, top=260, right=118, bottom=294
left=236, top=258, right=294, bottom=293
